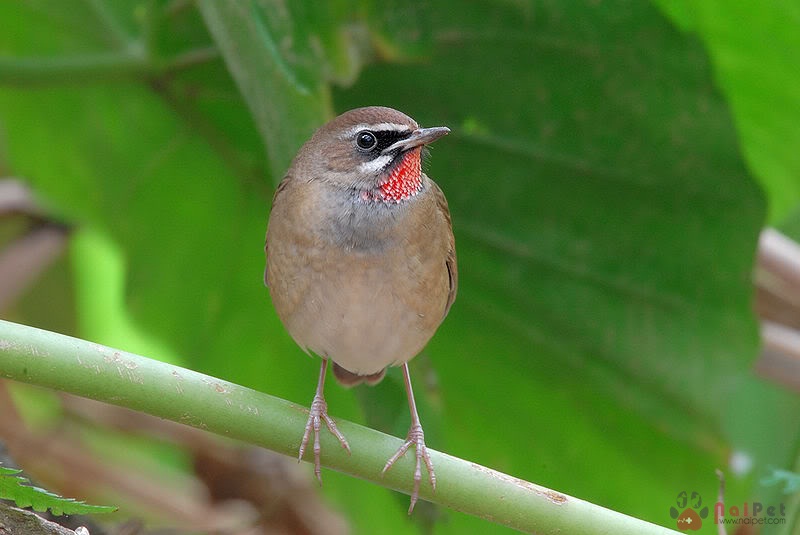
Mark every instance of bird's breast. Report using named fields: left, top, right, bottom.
left=266, top=185, right=450, bottom=375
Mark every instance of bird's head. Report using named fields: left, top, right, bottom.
left=294, top=106, right=450, bottom=203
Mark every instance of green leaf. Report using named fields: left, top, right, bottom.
left=0, top=466, right=116, bottom=516
left=654, top=0, right=800, bottom=223
left=336, top=1, right=797, bottom=526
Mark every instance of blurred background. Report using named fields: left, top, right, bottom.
left=1, top=1, right=799, bottom=533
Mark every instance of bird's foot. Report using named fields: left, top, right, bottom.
left=382, top=422, right=436, bottom=513
left=298, top=394, right=350, bottom=483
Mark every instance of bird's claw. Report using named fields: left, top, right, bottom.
left=298, top=394, right=350, bottom=483
left=382, top=423, right=435, bottom=513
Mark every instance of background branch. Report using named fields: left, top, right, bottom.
left=0, top=503, right=79, bottom=535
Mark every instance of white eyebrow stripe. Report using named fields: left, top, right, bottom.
left=341, top=123, right=412, bottom=138
left=357, top=153, right=394, bottom=174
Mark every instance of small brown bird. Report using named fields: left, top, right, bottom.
left=265, top=106, right=457, bottom=512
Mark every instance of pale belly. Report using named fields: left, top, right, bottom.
left=270, top=249, right=448, bottom=376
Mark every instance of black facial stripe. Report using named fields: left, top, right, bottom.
left=373, top=130, right=410, bottom=152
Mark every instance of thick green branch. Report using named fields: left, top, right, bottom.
left=0, top=320, right=678, bottom=534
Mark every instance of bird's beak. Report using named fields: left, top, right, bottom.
left=382, top=126, right=450, bottom=155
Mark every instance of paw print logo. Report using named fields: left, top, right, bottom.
left=669, top=491, right=709, bottom=531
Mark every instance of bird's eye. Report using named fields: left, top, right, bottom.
left=356, top=130, right=377, bottom=151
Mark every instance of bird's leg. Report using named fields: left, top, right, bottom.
left=382, top=362, right=436, bottom=514
left=298, top=358, right=350, bottom=483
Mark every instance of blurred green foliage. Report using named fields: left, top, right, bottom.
left=0, top=1, right=798, bottom=533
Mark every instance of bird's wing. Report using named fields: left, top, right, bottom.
left=264, top=174, right=292, bottom=288
left=432, top=181, right=458, bottom=317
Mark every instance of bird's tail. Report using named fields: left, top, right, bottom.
left=332, top=362, right=386, bottom=387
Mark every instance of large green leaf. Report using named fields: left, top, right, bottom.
left=655, top=0, right=800, bottom=224
left=332, top=2, right=800, bottom=528
left=1, top=1, right=797, bottom=533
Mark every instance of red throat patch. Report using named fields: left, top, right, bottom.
left=377, top=148, right=422, bottom=203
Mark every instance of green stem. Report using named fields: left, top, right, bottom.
left=0, top=53, right=149, bottom=86
left=0, top=46, right=222, bottom=87
left=197, top=0, right=333, bottom=181
left=0, top=320, right=678, bottom=535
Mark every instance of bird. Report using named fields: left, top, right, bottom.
left=264, top=106, right=457, bottom=512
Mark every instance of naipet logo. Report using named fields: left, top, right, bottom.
left=669, top=489, right=788, bottom=530
left=669, top=490, right=708, bottom=531
left=714, top=500, right=787, bottom=526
